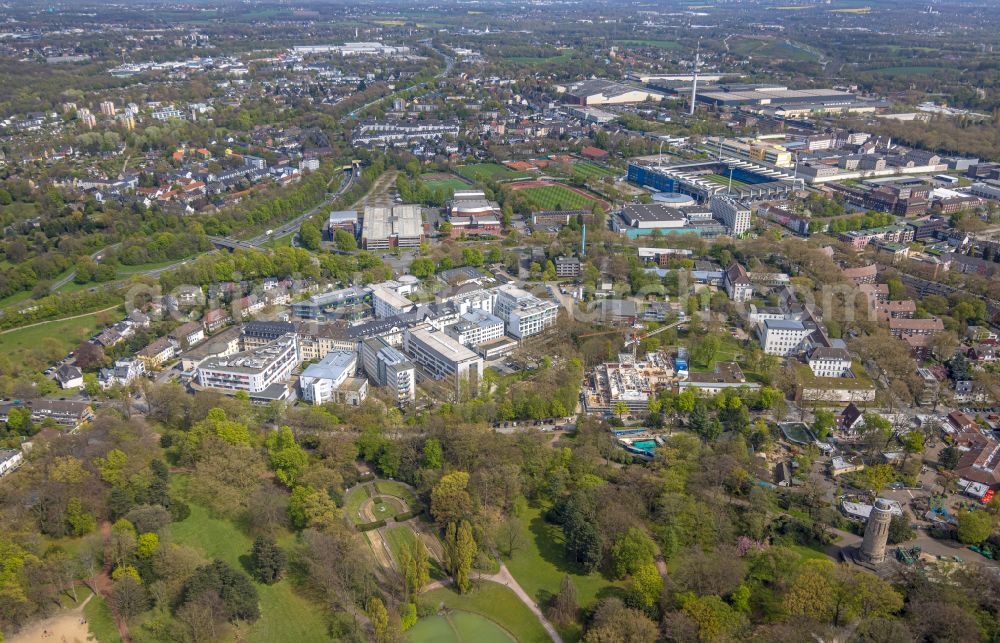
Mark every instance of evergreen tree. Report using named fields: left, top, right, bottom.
left=250, top=536, right=287, bottom=584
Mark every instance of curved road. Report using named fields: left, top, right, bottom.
left=349, top=43, right=454, bottom=118
left=41, top=167, right=357, bottom=299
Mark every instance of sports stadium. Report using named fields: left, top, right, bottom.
left=628, top=159, right=798, bottom=203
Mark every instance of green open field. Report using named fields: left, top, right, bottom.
left=572, top=162, right=616, bottom=181
left=418, top=583, right=549, bottom=643
left=509, top=51, right=574, bottom=64
left=456, top=164, right=531, bottom=183
left=408, top=612, right=515, bottom=643
left=505, top=505, right=624, bottom=641
left=728, top=38, right=818, bottom=62
left=422, top=176, right=470, bottom=192
left=0, top=308, right=118, bottom=357
left=516, top=185, right=600, bottom=212
left=170, top=501, right=332, bottom=643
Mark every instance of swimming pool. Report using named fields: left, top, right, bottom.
left=632, top=440, right=657, bottom=451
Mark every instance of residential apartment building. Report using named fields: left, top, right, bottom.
left=494, top=284, right=559, bottom=339
left=169, top=321, right=205, bottom=348
left=137, top=337, right=176, bottom=368
left=758, top=319, right=814, bottom=356
left=0, top=449, right=23, bottom=477
left=241, top=321, right=297, bottom=351
left=299, top=350, right=368, bottom=406
left=372, top=287, right=416, bottom=320
left=98, top=359, right=146, bottom=390
left=888, top=317, right=944, bottom=339
left=196, top=333, right=298, bottom=397
left=724, top=263, right=754, bottom=302
left=202, top=308, right=233, bottom=333
left=808, top=347, right=852, bottom=378
left=710, top=196, right=752, bottom=236
left=842, top=264, right=878, bottom=285
left=555, top=256, right=582, bottom=278
left=296, top=322, right=357, bottom=361
left=445, top=309, right=505, bottom=348
left=360, top=337, right=416, bottom=403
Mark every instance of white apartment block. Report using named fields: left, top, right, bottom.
left=710, top=195, right=752, bottom=236
left=372, top=287, right=416, bottom=319
left=197, top=333, right=298, bottom=394
left=758, top=319, right=813, bottom=356
left=493, top=284, right=559, bottom=339
left=0, top=449, right=23, bottom=477
left=440, top=287, right=495, bottom=315
left=445, top=310, right=505, bottom=347
left=360, top=337, right=416, bottom=403
left=808, top=347, right=853, bottom=378
left=403, top=326, right=483, bottom=387
left=299, top=350, right=367, bottom=406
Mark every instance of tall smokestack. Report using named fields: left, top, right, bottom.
left=690, top=41, right=700, bottom=116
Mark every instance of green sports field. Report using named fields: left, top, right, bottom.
left=572, top=162, right=616, bottom=181
left=422, top=176, right=470, bottom=192
left=516, top=184, right=599, bottom=212
left=456, top=164, right=531, bottom=182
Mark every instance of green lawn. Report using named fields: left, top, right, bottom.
left=0, top=289, right=33, bottom=310
left=516, top=185, right=598, bottom=212
left=423, top=177, right=470, bottom=192
left=375, top=480, right=417, bottom=506
left=385, top=525, right=418, bottom=564
left=408, top=612, right=515, bottom=643
left=572, top=162, right=616, bottom=182
left=456, top=164, right=531, bottom=183
left=0, top=309, right=117, bottom=357
left=84, top=594, right=122, bottom=643
left=344, top=485, right=372, bottom=525
left=54, top=279, right=104, bottom=295
left=261, top=233, right=294, bottom=250
left=170, top=502, right=332, bottom=643
left=419, top=583, right=549, bottom=643
left=504, top=504, right=623, bottom=641
left=370, top=496, right=407, bottom=521
left=508, top=51, right=573, bottom=64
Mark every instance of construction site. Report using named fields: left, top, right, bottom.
left=584, top=350, right=680, bottom=413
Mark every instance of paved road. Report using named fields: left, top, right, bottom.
left=50, top=243, right=122, bottom=292
left=48, top=167, right=357, bottom=299
left=349, top=44, right=454, bottom=118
